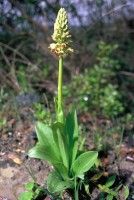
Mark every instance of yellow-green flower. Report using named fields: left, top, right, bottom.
left=49, top=8, right=73, bottom=56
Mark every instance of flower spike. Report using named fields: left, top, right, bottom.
left=49, top=8, right=73, bottom=56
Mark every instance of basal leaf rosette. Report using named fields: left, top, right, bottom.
left=49, top=8, right=73, bottom=56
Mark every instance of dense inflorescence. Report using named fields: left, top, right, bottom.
left=49, top=8, right=73, bottom=56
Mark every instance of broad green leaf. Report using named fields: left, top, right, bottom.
left=35, top=122, right=60, bottom=159
left=106, top=194, right=114, bottom=200
left=35, top=122, right=53, bottom=145
left=25, top=182, right=34, bottom=190
left=52, top=122, right=63, bottom=147
left=79, top=137, right=86, bottom=151
left=53, top=161, right=70, bottom=180
left=66, top=111, right=78, bottom=167
left=72, top=151, right=98, bottom=177
left=105, top=175, right=116, bottom=188
left=54, top=98, right=65, bottom=123
left=28, top=144, right=69, bottom=180
left=124, top=185, right=129, bottom=199
left=47, top=171, right=73, bottom=193
left=19, top=192, right=33, bottom=200
left=52, top=122, right=68, bottom=169
left=28, top=144, right=60, bottom=164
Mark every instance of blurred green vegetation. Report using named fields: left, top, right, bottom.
left=63, top=41, right=125, bottom=117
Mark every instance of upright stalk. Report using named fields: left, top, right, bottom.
left=74, top=176, right=79, bottom=200
left=49, top=7, right=73, bottom=123
left=57, top=55, right=64, bottom=123
left=58, top=56, right=63, bottom=111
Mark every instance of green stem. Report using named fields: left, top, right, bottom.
left=74, top=176, right=79, bottom=200
left=57, top=55, right=64, bottom=123
left=58, top=56, right=63, bottom=110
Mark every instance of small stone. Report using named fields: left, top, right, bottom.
left=0, top=167, right=19, bottom=178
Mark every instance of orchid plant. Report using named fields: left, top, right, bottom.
left=28, top=8, right=98, bottom=200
